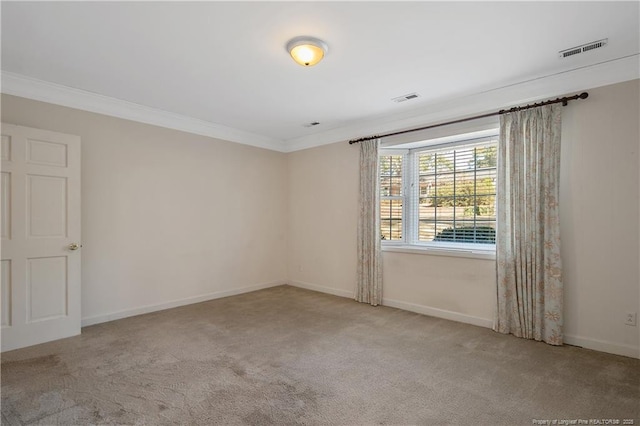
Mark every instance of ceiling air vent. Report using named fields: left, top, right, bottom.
left=392, top=93, right=420, bottom=103
left=559, top=39, right=608, bottom=58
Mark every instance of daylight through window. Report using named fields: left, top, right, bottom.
left=380, top=154, right=404, bottom=241
left=380, top=134, right=498, bottom=250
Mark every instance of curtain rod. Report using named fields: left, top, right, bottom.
left=348, top=92, right=589, bottom=145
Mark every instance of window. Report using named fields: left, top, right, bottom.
left=380, top=154, right=404, bottom=241
left=379, top=133, right=498, bottom=252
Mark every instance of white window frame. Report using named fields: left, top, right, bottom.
left=380, top=131, right=498, bottom=259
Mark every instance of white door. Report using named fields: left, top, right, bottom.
left=1, top=123, right=81, bottom=352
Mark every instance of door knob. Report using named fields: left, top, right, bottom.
left=68, top=243, right=81, bottom=251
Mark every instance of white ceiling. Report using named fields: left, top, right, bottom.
left=2, top=1, right=639, bottom=152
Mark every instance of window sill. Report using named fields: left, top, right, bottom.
left=382, top=244, right=496, bottom=260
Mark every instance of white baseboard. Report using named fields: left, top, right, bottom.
left=288, top=280, right=354, bottom=299
left=564, top=334, right=639, bottom=359
left=83, top=278, right=639, bottom=359
left=288, top=280, right=493, bottom=329
left=81, top=280, right=286, bottom=327
left=382, top=297, right=494, bottom=329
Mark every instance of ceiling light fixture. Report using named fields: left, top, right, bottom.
left=286, top=36, right=328, bottom=67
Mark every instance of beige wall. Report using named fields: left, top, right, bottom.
left=560, top=79, right=639, bottom=357
left=286, top=138, right=497, bottom=325
left=2, top=79, right=638, bottom=358
left=288, top=79, right=640, bottom=358
left=1, top=94, right=288, bottom=325
left=287, top=141, right=359, bottom=296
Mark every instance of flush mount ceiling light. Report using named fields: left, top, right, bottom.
left=286, top=36, right=328, bottom=67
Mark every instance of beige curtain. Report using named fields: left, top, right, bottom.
left=356, top=139, right=382, bottom=306
left=494, top=104, right=563, bottom=345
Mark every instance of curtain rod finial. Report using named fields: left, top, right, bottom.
left=579, top=92, right=589, bottom=99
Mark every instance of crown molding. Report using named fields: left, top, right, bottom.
left=0, top=71, right=287, bottom=152
left=3, top=54, right=638, bottom=154
left=282, top=54, right=640, bottom=153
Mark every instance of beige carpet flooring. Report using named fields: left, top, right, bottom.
left=2, top=285, right=639, bottom=425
